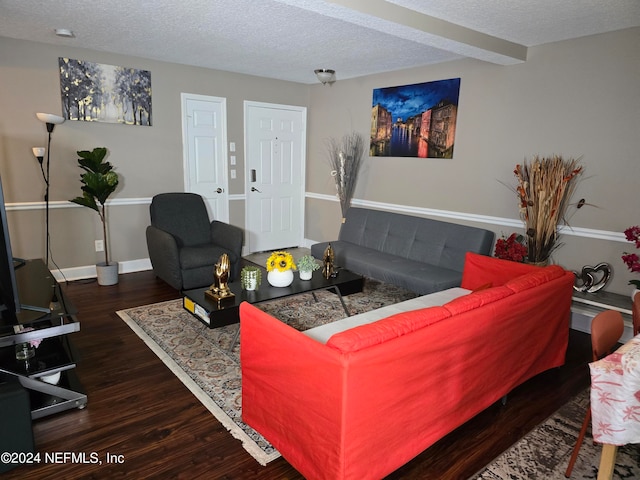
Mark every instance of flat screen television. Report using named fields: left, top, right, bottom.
left=0, top=175, right=49, bottom=323
left=0, top=175, right=22, bottom=322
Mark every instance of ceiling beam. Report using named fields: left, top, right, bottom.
left=289, top=0, right=528, bottom=64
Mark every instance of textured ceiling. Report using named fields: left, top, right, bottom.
left=0, top=0, right=638, bottom=84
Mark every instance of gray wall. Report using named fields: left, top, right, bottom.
left=0, top=36, right=309, bottom=270
left=1, top=27, right=638, bottom=294
left=306, top=27, right=640, bottom=295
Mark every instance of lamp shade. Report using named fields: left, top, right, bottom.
left=36, top=113, right=65, bottom=125
left=32, top=147, right=46, bottom=158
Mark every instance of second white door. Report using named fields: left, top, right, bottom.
left=182, top=93, right=229, bottom=222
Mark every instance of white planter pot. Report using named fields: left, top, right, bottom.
left=245, top=276, right=258, bottom=291
left=96, top=262, right=119, bottom=286
left=299, top=269, right=313, bottom=280
left=267, top=269, right=294, bottom=287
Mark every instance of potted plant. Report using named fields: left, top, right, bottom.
left=297, top=254, right=320, bottom=280
left=69, top=147, right=120, bottom=285
left=240, top=265, right=262, bottom=291
left=265, top=251, right=296, bottom=287
left=622, top=225, right=640, bottom=299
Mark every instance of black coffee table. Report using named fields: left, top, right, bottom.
left=182, top=260, right=364, bottom=329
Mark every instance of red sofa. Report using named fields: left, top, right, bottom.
left=240, top=253, right=575, bottom=480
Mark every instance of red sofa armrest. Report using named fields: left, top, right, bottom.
left=240, top=302, right=347, bottom=479
left=461, top=252, right=545, bottom=290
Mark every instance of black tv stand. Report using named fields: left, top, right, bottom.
left=13, top=257, right=26, bottom=269
left=0, top=259, right=86, bottom=419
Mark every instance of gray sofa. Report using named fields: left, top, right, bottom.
left=311, top=207, right=494, bottom=294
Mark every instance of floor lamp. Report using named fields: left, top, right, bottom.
left=32, top=112, right=65, bottom=268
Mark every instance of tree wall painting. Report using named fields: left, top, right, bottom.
left=59, top=57, right=152, bottom=126
left=371, top=78, right=460, bottom=158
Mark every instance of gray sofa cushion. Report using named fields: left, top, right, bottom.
left=337, top=207, right=494, bottom=271
left=311, top=207, right=494, bottom=294
left=317, top=241, right=462, bottom=293
left=180, top=244, right=238, bottom=270
left=150, top=193, right=211, bottom=247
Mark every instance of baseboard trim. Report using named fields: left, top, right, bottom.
left=52, top=258, right=152, bottom=283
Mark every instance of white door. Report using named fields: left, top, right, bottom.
left=245, top=101, right=306, bottom=252
left=182, top=93, right=229, bottom=222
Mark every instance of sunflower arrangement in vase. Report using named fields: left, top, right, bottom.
left=266, top=251, right=297, bottom=287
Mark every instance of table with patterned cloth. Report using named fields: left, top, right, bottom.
left=589, top=333, right=640, bottom=480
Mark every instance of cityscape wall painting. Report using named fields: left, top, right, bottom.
left=371, top=77, right=460, bottom=158
left=58, top=57, right=152, bottom=126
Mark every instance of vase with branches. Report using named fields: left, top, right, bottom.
left=326, top=132, right=365, bottom=223
left=69, top=147, right=119, bottom=272
left=512, top=155, right=584, bottom=264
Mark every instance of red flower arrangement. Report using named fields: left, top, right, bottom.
left=494, top=233, right=528, bottom=263
left=621, top=225, right=640, bottom=288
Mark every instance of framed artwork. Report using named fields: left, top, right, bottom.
left=58, top=57, right=152, bottom=126
left=371, top=78, right=460, bottom=158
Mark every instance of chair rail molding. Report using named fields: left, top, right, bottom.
left=304, top=192, right=626, bottom=244
left=6, top=197, right=152, bottom=211
left=13, top=193, right=627, bottom=283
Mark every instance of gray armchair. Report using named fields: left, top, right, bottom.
left=146, top=193, right=243, bottom=291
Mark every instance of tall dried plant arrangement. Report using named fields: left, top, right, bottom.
left=326, top=132, right=365, bottom=222
left=514, top=155, right=583, bottom=264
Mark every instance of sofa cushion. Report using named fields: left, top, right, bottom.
left=311, top=242, right=463, bottom=294
left=336, top=207, right=494, bottom=272
left=180, top=244, right=237, bottom=269
left=304, top=287, right=469, bottom=343
left=311, top=209, right=495, bottom=296
left=325, top=306, right=452, bottom=353
left=443, top=286, right=513, bottom=315
left=503, top=265, right=567, bottom=293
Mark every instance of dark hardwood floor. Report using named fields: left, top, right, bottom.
left=6, top=270, right=592, bottom=479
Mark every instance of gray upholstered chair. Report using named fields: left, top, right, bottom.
left=146, top=193, right=243, bottom=291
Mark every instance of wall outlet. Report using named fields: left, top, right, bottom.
left=95, top=240, right=104, bottom=252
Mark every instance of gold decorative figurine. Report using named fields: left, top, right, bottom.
left=206, top=253, right=235, bottom=305
left=323, top=243, right=335, bottom=279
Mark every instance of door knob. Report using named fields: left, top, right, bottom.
left=216, top=188, right=223, bottom=193
left=251, top=186, right=262, bottom=193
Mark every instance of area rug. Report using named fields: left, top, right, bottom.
left=473, top=388, right=640, bottom=479
left=116, top=279, right=416, bottom=465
